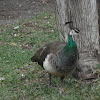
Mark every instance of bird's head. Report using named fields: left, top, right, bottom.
left=65, top=21, right=80, bottom=36
left=69, top=28, right=80, bottom=36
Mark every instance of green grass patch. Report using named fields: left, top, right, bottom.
left=0, top=11, right=100, bottom=100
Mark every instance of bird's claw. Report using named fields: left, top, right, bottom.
left=59, top=88, right=65, bottom=95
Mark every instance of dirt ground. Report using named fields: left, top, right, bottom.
left=0, top=0, right=55, bottom=26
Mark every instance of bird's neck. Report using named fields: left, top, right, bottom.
left=63, top=35, right=77, bottom=53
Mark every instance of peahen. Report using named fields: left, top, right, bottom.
left=31, top=29, right=80, bottom=91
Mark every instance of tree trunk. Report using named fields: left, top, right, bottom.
left=55, top=0, right=100, bottom=80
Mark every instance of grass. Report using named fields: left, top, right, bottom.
left=0, top=11, right=100, bottom=100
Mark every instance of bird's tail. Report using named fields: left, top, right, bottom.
left=31, top=56, right=37, bottom=62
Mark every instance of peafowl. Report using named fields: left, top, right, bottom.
left=31, top=29, right=80, bottom=92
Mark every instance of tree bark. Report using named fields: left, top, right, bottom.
left=55, top=0, right=100, bottom=80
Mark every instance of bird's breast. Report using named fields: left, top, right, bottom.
left=43, top=54, right=67, bottom=77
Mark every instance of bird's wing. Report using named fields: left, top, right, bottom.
left=31, top=41, right=66, bottom=67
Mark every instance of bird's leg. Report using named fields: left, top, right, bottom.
left=49, top=73, right=52, bottom=86
left=60, top=76, right=64, bottom=87
left=59, top=76, right=65, bottom=94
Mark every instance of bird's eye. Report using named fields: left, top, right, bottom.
left=74, top=29, right=80, bottom=33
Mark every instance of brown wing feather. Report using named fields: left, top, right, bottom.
left=31, top=41, right=66, bottom=68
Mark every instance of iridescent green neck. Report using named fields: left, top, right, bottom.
left=63, top=35, right=77, bottom=52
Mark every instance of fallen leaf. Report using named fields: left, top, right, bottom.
left=11, top=42, right=17, bottom=46
left=0, top=77, right=5, bottom=81
left=21, top=74, right=25, bottom=77
left=14, top=26, right=19, bottom=29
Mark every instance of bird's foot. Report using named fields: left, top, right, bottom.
left=48, top=84, right=56, bottom=88
left=59, top=88, right=66, bottom=95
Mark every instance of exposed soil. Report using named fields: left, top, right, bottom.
left=0, top=0, right=55, bottom=26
